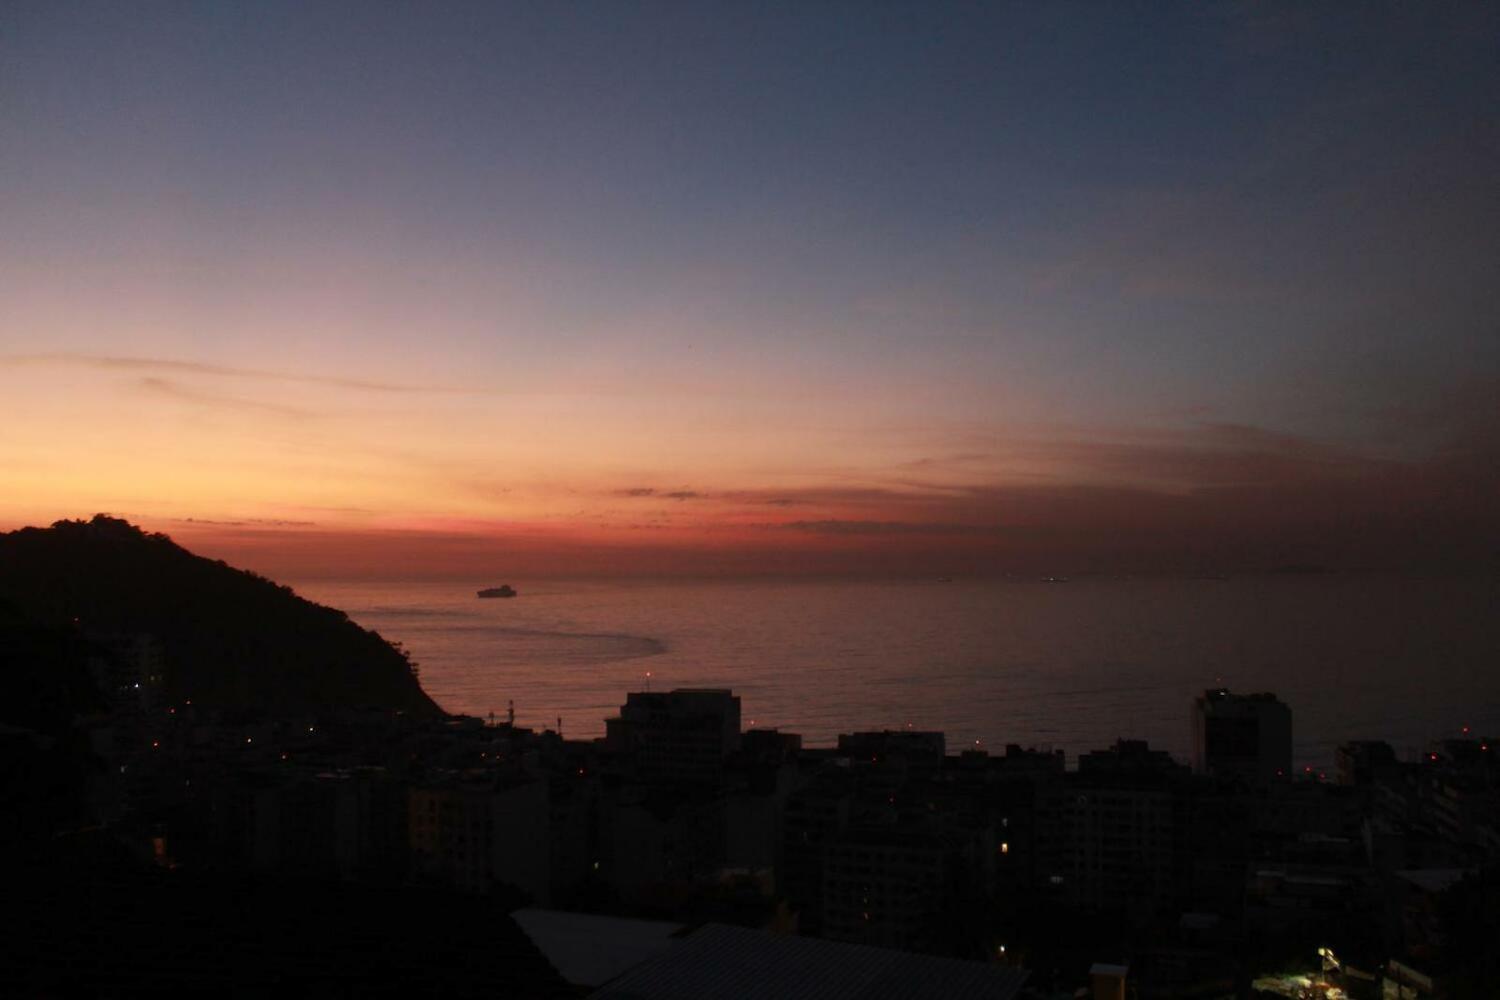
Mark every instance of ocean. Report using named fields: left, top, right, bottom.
left=293, top=575, right=1500, bottom=769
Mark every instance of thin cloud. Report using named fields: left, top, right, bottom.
left=724, top=486, right=932, bottom=508
left=136, top=376, right=316, bottom=418
left=773, top=520, right=1006, bottom=536
left=616, top=487, right=703, bottom=500
left=1033, top=422, right=1384, bottom=490
left=3, top=352, right=712, bottom=398
left=3, top=352, right=456, bottom=394
left=175, top=517, right=318, bottom=528
left=897, top=452, right=992, bottom=471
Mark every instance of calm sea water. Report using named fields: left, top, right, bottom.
left=293, top=576, right=1500, bottom=769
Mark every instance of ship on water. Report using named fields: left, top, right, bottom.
left=477, top=585, right=517, bottom=599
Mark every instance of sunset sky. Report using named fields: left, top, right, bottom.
left=3, top=3, right=1497, bottom=577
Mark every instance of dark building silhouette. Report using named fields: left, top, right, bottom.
left=838, top=729, right=947, bottom=765
left=1039, top=739, right=1189, bottom=918
left=409, top=769, right=550, bottom=900
left=1192, top=688, right=1292, bottom=786
left=606, top=688, right=742, bottom=785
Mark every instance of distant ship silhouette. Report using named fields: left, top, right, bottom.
left=477, top=585, right=517, bottom=599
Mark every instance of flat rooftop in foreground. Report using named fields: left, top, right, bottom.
left=513, top=909, right=686, bottom=989
left=588, top=923, right=1029, bottom=1000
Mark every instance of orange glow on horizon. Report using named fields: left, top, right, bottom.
left=3, top=354, right=1496, bottom=578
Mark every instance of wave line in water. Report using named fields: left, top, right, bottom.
left=449, top=625, right=664, bottom=648
left=424, top=626, right=669, bottom=666
left=363, top=606, right=469, bottom=618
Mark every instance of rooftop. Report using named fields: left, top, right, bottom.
left=513, top=908, right=685, bottom=989
left=588, top=922, right=1028, bottom=1000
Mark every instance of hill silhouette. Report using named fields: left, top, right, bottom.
left=0, top=515, right=441, bottom=718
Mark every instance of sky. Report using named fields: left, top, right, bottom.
left=2, top=2, right=1497, bottom=577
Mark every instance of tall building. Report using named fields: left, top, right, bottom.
left=1038, top=740, right=1189, bottom=916
left=820, top=828, right=950, bottom=951
left=606, top=688, right=742, bottom=785
left=1191, top=688, right=1292, bottom=785
left=409, top=771, right=550, bottom=900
